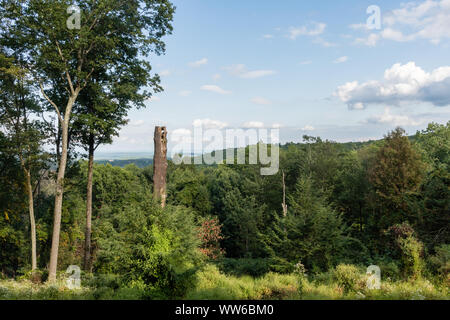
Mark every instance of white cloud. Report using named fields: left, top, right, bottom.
left=242, top=121, right=265, bottom=129
left=352, top=0, right=450, bottom=45
left=251, top=97, right=272, bottom=105
left=193, top=119, right=228, bottom=129
left=241, top=70, right=276, bottom=79
left=225, top=64, right=276, bottom=79
left=179, top=90, right=192, bottom=97
left=200, top=85, right=231, bottom=95
left=366, top=108, right=423, bottom=126
left=147, top=96, right=160, bottom=102
left=301, top=125, right=315, bottom=131
left=170, top=128, right=192, bottom=143
left=288, top=22, right=326, bottom=39
left=312, top=37, right=337, bottom=47
left=334, top=56, right=348, bottom=64
left=212, top=73, right=221, bottom=81
left=349, top=23, right=370, bottom=31
left=335, top=62, right=450, bottom=108
left=130, top=120, right=145, bottom=127
left=189, top=58, right=208, bottom=67
left=299, top=60, right=312, bottom=65
left=263, top=34, right=274, bottom=39
left=159, top=70, right=171, bottom=77
left=354, top=33, right=380, bottom=46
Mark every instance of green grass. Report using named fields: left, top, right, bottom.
left=1, top=264, right=448, bottom=300
left=184, top=264, right=449, bottom=300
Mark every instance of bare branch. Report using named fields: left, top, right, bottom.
left=39, top=82, right=63, bottom=124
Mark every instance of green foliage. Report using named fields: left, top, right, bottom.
left=282, top=177, right=348, bottom=272
left=217, top=258, right=271, bottom=278
left=398, top=236, right=425, bottom=280
left=429, top=244, right=450, bottom=277
left=333, top=264, right=364, bottom=293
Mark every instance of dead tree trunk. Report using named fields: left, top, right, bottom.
left=282, top=170, right=288, bottom=217
left=153, top=126, right=168, bottom=208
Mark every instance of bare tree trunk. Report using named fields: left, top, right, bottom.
left=48, top=98, right=75, bottom=282
left=282, top=170, right=287, bottom=217
left=24, top=169, right=37, bottom=271
left=83, top=134, right=94, bottom=271
left=153, top=126, right=168, bottom=208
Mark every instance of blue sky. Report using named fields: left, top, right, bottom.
left=98, top=0, right=450, bottom=154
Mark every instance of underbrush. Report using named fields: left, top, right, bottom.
left=185, top=264, right=449, bottom=300
left=1, top=264, right=448, bottom=300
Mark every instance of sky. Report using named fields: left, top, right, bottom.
left=97, top=0, right=450, bottom=155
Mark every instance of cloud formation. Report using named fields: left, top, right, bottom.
left=365, top=108, right=423, bottom=126
left=242, top=121, right=265, bottom=129
left=193, top=119, right=228, bottom=129
left=225, top=64, right=276, bottom=79
left=189, top=58, right=208, bottom=67
left=336, top=62, right=450, bottom=109
left=334, top=56, right=348, bottom=64
left=200, top=85, right=231, bottom=95
left=353, top=0, right=450, bottom=46
left=288, top=22, right=326, bottom=39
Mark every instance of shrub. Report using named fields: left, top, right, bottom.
left=218, top=258, right=271, bottom=277
left=333, top=264, right=364, bottom=293
left=378, top=260, right=401, bottom=281
left=398, top=236, right=425, bottom=279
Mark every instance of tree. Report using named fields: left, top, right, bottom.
left=369, top=127, right=425, bottom=230
left=284, top=176, right=348, bottom=272
left=0, top=51, right=50, bottom=272
left=1, top=0, right=175, bottom=281
left=72, top=56, right=160, bottom=271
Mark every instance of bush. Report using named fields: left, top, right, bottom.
left=217, top=258, right=271, bottom=277
left=428, top=244, right=450, bottom=284
left=398, top=236, right=425, bottom=279
left=377, top=260, right=401, bottom=281
left=333, top=264, right=364, bottom=293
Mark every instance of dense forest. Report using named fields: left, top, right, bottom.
left=1, top=123, right=449, bottom=299
left=0, top=0, right=448, bottom=300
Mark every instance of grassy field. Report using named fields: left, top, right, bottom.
left=0, top=264, right=448, bottom=300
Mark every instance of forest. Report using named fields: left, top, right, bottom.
left=0, top=0, right=449, bottom=300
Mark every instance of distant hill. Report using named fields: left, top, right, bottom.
left=95, top=158, right=153, bottom=168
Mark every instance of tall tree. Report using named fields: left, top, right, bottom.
left=0, top=0, right=174, bottom=281
left=73, top=61, right=160, bottom=271
left=369, top=127, right=425, bottom=230
left=0, top=52, right=49, bottom=272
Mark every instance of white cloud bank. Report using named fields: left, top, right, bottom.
left=366, top=108, right=423, bottom=126
left=336, top=62, right=450, bottom=109
left=354, top=0, right=450, bottom=46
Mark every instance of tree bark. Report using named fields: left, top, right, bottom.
left=282, top=170, right=288, bottom=217
left=153, top=126, right=168, bottom=208
left=83, top=134, right=94, bottom=271
left=48, top=97, right=76, bottom=282
left=25, top=169, right=37, bottom=271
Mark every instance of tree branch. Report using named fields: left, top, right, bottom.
left=39, top=83, right=63, bottom=124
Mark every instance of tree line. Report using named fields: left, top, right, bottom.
left=0, top=0, right=175, bottom=281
